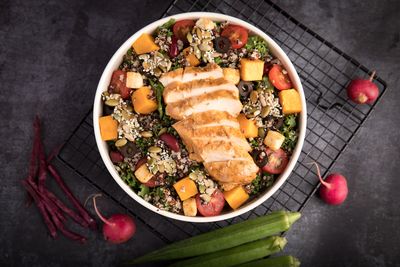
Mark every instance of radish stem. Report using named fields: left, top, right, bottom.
left=310, top=162, right=331, bottom=189
left=93, top=194, right=114, bottom=227
left=369, top=70, right=376, bottom=82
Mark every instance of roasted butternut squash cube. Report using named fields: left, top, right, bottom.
left=240, top=59, right=264, bottom=81
left=223, top=68, right=240, bottom=85
left=126, top=72, right=143, bottom=88
left=183, top=197, right=197, bottom=217
left=223, top=186, right=249, bottom=210
left=264, top=130, right=285, bottom=151
left=183, top=47, right=200, bottom=67
left=237, top=113, right=258, bottom=138
left=279, top=89, right=302, bottom=114
left=173, top=177, right=198, bottom=201
left=99, top=115, right=118, bottom=141
left=131, top=86, right=158, bottom=114
left=132, top=33, right=160, bottom=55
left=134, top=164, right=153, bottom=184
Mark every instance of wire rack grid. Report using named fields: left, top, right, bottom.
left=56, top=0, right=387, bottom=243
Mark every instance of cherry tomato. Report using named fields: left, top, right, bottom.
left=268, top=64, right=292, bottom=90
left=109, top=70, right=131, bottom=99
left=196, top=189, right=225, bottom=217
left=221, top=25, right=248, bottom=49
left=173, top=20, right=195, bottom=42
left=262, top=148, right=289, bottom=174
left=143, top=174, right=165, bottom=188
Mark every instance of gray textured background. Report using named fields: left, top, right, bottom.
left=1, top=0, right=399, bottom=266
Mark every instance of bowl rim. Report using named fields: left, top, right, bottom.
left=93, top=12, right=307, bottom=223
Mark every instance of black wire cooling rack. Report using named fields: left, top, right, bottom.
left=56, top=0, right=387, bottom=243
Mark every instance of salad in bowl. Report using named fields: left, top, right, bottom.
left=94, top=13, right=306, bottom=222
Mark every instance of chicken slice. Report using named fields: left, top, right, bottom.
left=159, top=68, right=183, bottom=87
left=163, top=78, right=238, bottom=104
left=203, top=159, right=259, bottom=184
left=166, top=90, right=242, bottom=120
left=193, top=141, right=253, bottom=163
left=182, top=63, right=223, bottom=83
left=173, top=121, right=251, bottom=152
left=159, top=63, right=223, bottom=88
left=178, top=110, right=240, bottom=129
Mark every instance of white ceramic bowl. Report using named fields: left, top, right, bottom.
left=93, top=12, right=307, bottom=223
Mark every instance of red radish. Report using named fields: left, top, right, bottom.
left=159, top=133, right=180, bottom=152
left=311, top=162, right=348, bottom=205
left=110, top=151, right=124, bottom=163
left=93, top=194, right=136, bottom=244
left=347, top=70, right=379, bottom=104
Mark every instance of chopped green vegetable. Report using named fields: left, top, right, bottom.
left=160, top=18, right=175, bottom=30
left=249, top=139, right=259, bottom=149
left=245, top=36, right=269, bottom=58
left=161, top=114, right=175, bottom=127
left=171, top=61, right=182, bottom=70
left=117, top=162, right=140, bottom=191
left=280, top=114, right=298, bottom=153
left=214, top=57, right=222, bottom=65
left=165, top=176, right=176, bottom=185
left=157, top=18, right=175, bottom=36
left=138, top=184, right=150, bottom=197
left=258, top=76, right=274, bottom=91
left=135, top=137, right=154, bottom=154
left=250, top=173, right=275, bottom=195
left=149, top=79, right=165, bottom=118
left=119, top=48, right=139, bottom=71
left=154, top=187, right=165, bottom=198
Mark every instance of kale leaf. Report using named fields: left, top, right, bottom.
left=245, top=36, right=269, bottom=57
left=149, top=78, right=165, bottom=118
left=280, top=114, right=298, bottom=153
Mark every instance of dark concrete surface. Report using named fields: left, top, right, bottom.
left=1, top=0, right=399, bottom=266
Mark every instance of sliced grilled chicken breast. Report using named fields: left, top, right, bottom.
left=164, top=78, right=238, bottom=104
left=166, top=90, right=242, bottom=120
left=173, top=121, right=251, bottom=152
left=193, top=141, right=253, bottom=163
left=204, top=159, right=259, bottom=184
left=159, top=68, right=183, bottom=87
left=161, top=64, right=259, bottom=188
left=182, top=63, right=223, bottom=83
left=159, top=63, right=223, bottom=88
left=178, top=110, right=240, bottom=129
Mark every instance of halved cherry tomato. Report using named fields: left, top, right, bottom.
left=196, top=189, right=225, bottom=217
left=221, top=25, right=248, bottom=49
left=268, top=64, right=292, bottom=90
left=109, top=70, right=131, bottom=99
left=262, top=148, right=289, bottom=174
left=173, top=20, right=195, bottom=42
left=144, top=174, right=165, bottom=188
